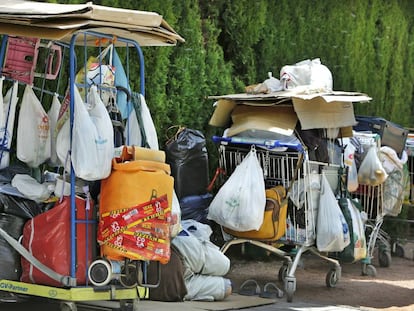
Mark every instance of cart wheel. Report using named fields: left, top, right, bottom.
left=362, top=264, right=377, bottom=277
left=393, top=243, right=405, bottom=258
left=120, top=298, right=139, bottom=311
left=278, top=264, right=289, bottom=283
left=325, top=268, right=339, bottom=288
left=60, top=301, right=77, bottom=311
left=284, top=276, right=296, bottom=303
left=131, top=298, right=139, bottom=311
left=120, top=263, right=138, bottom=288
left=378, top=250, right=392, bottom=268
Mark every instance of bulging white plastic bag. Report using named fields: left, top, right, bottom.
left=72, top=85, right=114, bottom=180
left=357, top=144, right=388, bottom=186
left=57, top=85, right=114, bottom=180
left=124, top=92, right=159, bottom=150
left=11, top=174, right=51, bottom=203
left=316, top=173, right=350, bottom=252
left=16, top=85, right=51, bottom=167
left=346, top=199, right=367, bottom=261
left=280, top=58, right=333, bottom=91
left=207, top=147, right=266, bottom=231
left=343, top=138, right=359, bottom=192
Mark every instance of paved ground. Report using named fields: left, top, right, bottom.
left=1, top=242, right=413, bottom=311
left=0, top=295, right=364, bottom=311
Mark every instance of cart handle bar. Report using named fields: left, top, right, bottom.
left=212, top=135, right=304, bottom=152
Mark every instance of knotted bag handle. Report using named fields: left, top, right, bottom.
left=165, top=125, right=186, bottom=145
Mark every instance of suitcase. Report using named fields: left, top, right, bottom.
left=223, top=185, right=287, bottom=241
left=354, top=115, right=408, bottom=156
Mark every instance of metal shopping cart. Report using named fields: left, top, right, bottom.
left=352, top=184, right=390, bottom=276
left=213, top=136, right=342, bottom=302
left=350, top=132, right=410, bottom=275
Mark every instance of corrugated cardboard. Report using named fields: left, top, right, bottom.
left=292, top=97, right=357, bottom=130
left=0, top=0, right=184, bottom=46
left=226, top=105, right=298, bottom=137
left=209, top=99, right=237, bottom=127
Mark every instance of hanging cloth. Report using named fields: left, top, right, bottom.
left=0, top=78, right=18, bottom=169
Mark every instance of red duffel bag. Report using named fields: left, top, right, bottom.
left=21, top=195, right=94, bottom=287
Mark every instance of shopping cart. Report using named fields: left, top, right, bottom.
left=350, top=130, right=410, bottom=275
left=352, top=184, right=391, bottom=276
left=213, top=136, right=342, bottom=302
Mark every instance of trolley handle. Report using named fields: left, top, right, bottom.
left=212, top=135, right=303, bottom=152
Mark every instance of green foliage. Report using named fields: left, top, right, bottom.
left=30, top=0, right=414, bottom=230
left=49, top=0, right=414, bottom=130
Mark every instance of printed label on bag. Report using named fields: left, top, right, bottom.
left=103, top=229, right=171, bottom=263
left=98, top=194, right=170, bottom=243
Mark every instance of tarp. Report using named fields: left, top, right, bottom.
left=0, top=0, right=184, bottom=46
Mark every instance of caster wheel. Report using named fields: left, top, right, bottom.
left=120, top=263, right=138, bottom=288
left=278, top=264, right=288, bottom=283
left=393, top=244, right=405, bottom=258
left=378, top=250, right=392, bottom=268
left=120, top=298, right=139, bottom=311
left=325, top=268, right=339, bottom=288
left=284, top=276, right=296, bottom=303
left=60, top=302, right=77, bottom=311
left=88, top=259, right=112, bottom=287
left=362, top=264, right=377, bottom=277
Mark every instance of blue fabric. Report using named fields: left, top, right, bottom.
left=113, top=47, right=132, bottom=119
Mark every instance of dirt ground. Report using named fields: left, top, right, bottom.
left=223, top=244, right=414, bottom=311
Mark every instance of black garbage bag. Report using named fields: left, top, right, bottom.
left=179, top=193, right=213, bottom=224
left=0, top=164, right=31, bottom=184
left=0, top=193, right=43, bottom=219
left=165, top=127, right=209, bottom=199
left=0, top=213, right=25, bottom=280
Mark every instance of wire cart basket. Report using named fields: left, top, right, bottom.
left=350, top=132, right=410, bottom=275
left=214, top=137, right=342, bottom=302
left=352, top=184, right=391, bottom=276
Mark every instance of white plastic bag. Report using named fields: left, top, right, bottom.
left=11, top=174, right=51, bottom=203
left=357, top=144, right=388, bottom=186
left=124, top=92, right=159, bottom=149
left=316, top=173, right=350, bottom=252
left=170, top=190, right=182, bottom=238
left=207, top=147, right=266, bottom=231
left=280, top=58, right=333, bottom=91
left=16, top=85, right=51, bottom=167
left=343, top=138, right=358, bottom=192
left=380, top=147, right=409, bottom=216
left=173, top=221, right=230, bottom=276
left=0, top=79, right=18, bottom=169
left=346, top=199, right=367, bottom=261
left=76, top=44, right=115, bottom=106
left=263, top=72, right=283, bottom=92
left=47, top=93, right=61, bottom=167
left=56, top=117, right=71, bottom=172
left=71, top=85, right=114, bottom=180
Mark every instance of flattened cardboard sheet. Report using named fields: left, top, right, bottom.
left=227, top=105, right=298, bottom=137
left=292, top=97, right=357, bottom=130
